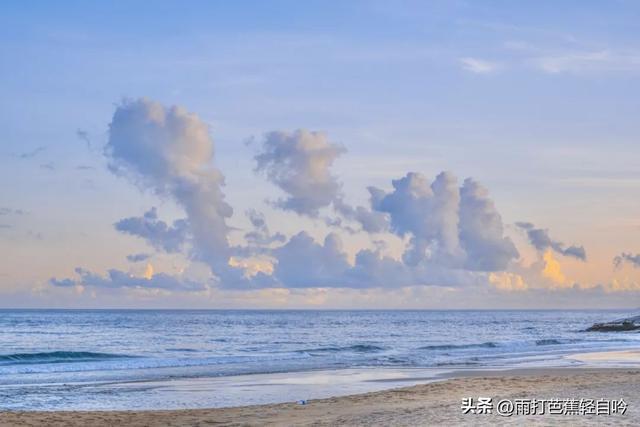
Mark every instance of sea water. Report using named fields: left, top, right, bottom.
left=1, top=309, right=639, bottom=410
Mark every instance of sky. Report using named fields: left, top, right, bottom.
left=2, top=0, right=640, bottom=308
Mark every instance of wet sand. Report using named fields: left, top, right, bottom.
left=2, top=367, right=639, bottom=426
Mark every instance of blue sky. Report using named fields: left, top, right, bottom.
left=2, top=1, right=640, bottom=308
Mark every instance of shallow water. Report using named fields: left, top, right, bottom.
left=1, top=309, right=639, bottom=410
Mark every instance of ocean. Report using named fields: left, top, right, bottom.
left=1, top=309, right=639, bottom=410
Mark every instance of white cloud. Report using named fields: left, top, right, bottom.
left=529, top=50, right=640, bottom=74
left=489, top=272, right=528, bottom=292
left=47, top=98, right=637, bottom=302
left=504, top=41, right=640, bottom=74
left=254, top=129, right=346, bottom=217
left=371, top=171, right=518, bottom=271
left=107, top=98, right=234, bottom=275
left=51, top=267, right=207, bottom=292
left=614, top=252, right=640, bottom=268
left=114, top=207, right=188, bottom=253
left=516, top=222, right=586, bottom=261
left=459, top=57, right=499, bottom=74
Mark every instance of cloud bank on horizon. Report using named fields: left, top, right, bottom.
left=49, top=97, right=612, bottom=299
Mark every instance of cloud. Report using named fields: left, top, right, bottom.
left=614, top=252, right=640, bottom=268
left=333, top=194, right=389, bottom=233
left=271, top=232, right=351, bottom=287
left=459, top=57, right=499, bottom=74
left=17, top=146, right=46, bottom=159
left=374, top=172, right=461, bottom=266
left=561, top=245, right=587, bottom=260
left=76, top=129, right=91, bottom=149
left=516, top=222, right=586, bottom=261
left=228, top=256, right=274, bottom=278
left=371, top=172, right=518, bottom=271
left=49, top=278, right=76, bottom=287
left=228, top=231, right=412, bottom=290
left=458, top=178, right=519, bottom=271
left=244, top=209, right=286, bottom=246
left=127, top=253, right=151, bottom=263
left=253, top=128, right=386, bottom=234
left=0, top=207, right=26, bottom=216
left=51, top=267, right=206, bottom=292
left=529, top=50, right=640, bottom=74
left=254, top=129, right=346, bottom=217
left=49, top=98, right=607, bottom=299
left=107, top=98, right=233, bottom=274
left=488, top=272, right=528, bottom=292
left=505, top=41, right=640, bottom=75
left=114, top=207, right=188, bottom=253
left=607, top=277, right=640, bottom=292
left=39, top=162, right=55, bottom=171
left=259, top=175, right=518, bottom=289
left=240, top=171, right=516, bottom=291
left=143, top=263, right=154, bottom=280
left=540, top=250, right=567, bottom=286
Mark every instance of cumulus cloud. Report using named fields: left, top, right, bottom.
left=114, top=208, right=188, bottom=253
left=49, top=278, right=76, bottom=287
left=253, top=128, right=387, bottom=234
left=371, top=172, right=518, bottom=271
left=614, top=252, right=640, bottom=268
left=52, top=98, right=607, bottom=299
left=488, top=272, right=528, bottom=292
left=458, top=178, right=519, bottom=271
left=244, top=209, right=286, bottom=246
left=50, top=267, right=206, bottom=292
left=228, top=256, right=274, bottom=278
left=107, top=98, right=233, bottom=273
left=265, top=232, right=407, bottom=289
left=254, top=130, right=346, bottom=216
left=127, top=253, right=151, bottom=263
left=516, top=222, right=586, bottom=261
left=374, top=172, right=461, bottom=266
left=333, top=194, right=389, bottom=233
left=237, top=171, right=518, bottom=290
left=262, top=226, right=506, bottom=290
left=271, top=232, right=351, bottom=287
left=540, top=250, right=567, bottom=286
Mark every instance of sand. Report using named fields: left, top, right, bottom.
left=569, top=349, right=640, bottom=365
left=2, top=367, right=639, bottom=426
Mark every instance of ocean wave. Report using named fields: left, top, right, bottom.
left=418, top=342, right=498, bottom=351
left=535, top=338, right=583, bottom=346
left=0, top=351, right=134, bottom=365
left=435, top=360, right=481, bottom=366
left=535, top=339, right=563, bottom=346
left=297, top=344, right=385, bottom=354
left=0, top=351, right=315, bottom=376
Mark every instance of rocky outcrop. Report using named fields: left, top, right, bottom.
left=586, top=315, right=640, bottom=332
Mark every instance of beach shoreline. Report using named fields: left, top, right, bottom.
left=2, top=365, right=640, bottom=426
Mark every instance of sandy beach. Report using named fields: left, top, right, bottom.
left=2, top=366, right=639, bottom=426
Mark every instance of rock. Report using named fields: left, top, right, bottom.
left=586, top=315, right=640, bottom=332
